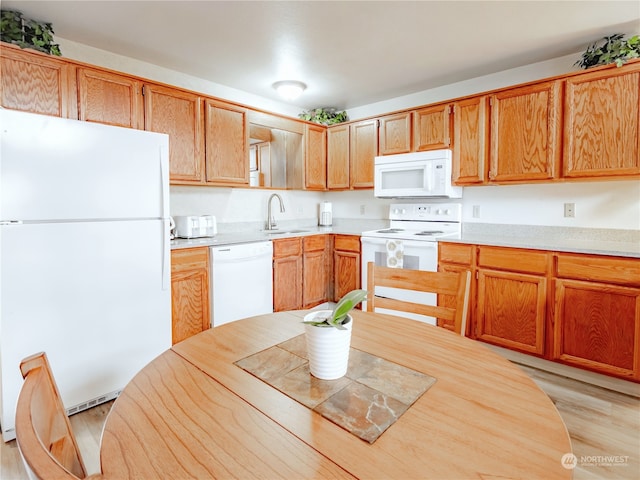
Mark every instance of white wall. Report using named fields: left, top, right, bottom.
left=59, top=38, right=640, bottom=232
left=347, top=53, right=581, bottom=120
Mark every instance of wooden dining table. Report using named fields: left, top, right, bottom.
left=99, top=310, right=573, bottom=479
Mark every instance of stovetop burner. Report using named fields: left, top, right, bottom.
left=415, top=230, right=444, bottom=236
left=376, top=228, right=405, bottom=234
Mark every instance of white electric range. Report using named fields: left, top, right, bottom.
left=360, top=202, right=462, bottom=324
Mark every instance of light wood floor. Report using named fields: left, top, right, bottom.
left=2, top=365, right=639, bottom=479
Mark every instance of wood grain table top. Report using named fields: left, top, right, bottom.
left=100, top=310, right=573, bottom=479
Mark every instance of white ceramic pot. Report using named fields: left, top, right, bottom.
left=304, top=309, right=352, bottom=380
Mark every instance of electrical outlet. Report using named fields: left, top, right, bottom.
left=564, top=203, right=575, bottom=218
left=360, top=205, right=365, bottom=215
left=472, top=205, right=481, bottom=218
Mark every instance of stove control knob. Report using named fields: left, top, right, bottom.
left=435, top=209, right=443, bottom=215
left=444, top=209, right=450, bottom=215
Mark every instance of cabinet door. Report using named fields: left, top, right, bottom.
left=143, top=83, right=205, bottom=184
left=327, top=124, right=350, bottom=189
left=1, top=46, right=73, bottom=117
left=452, top=96, right=489, bottom=184
left=413, top=104, right=451, bottom=151
left=205, top=99, right=249, bottom=185
left=563, top=66, right=640, bottom=177
left=379, top=112, right=412, bottom=155
left=334, top=235, right=361, bottom=302
left=303, top=250, right=327, bottom=308
left=304, top=123, right=327, bottom=190
left=489, top=81, right=561, bottom=182
left=554, top=279, right=640, bottom=380
left=77, top=68, right=143, bottom=128
left=171, top=248, right=210, bottom=345
left=476, top=269, right=546, bottom=355
left=349, top=120, right=377, bottom=188
left=273, top=256, right=303, bottom=311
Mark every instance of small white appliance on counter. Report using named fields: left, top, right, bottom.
left=0, top=109, right=171, bottom=441
left=174, top=215, right=217, bottom=238
left=319, top=201, right=333, bottom=226
left=360, top=202, right=462, bottom=323
left=374, top=149, right=463, bottom=198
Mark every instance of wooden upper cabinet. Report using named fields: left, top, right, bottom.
left=304, top=123, right=327, bottom=190
left=379, top=112, right=412, bottom=155
left=413, top=104, right=451, bottom=151
left=327, top=124, right=350, bottom=189
left=143, top=83, right=205, bottom=184
left=77, top=68, right=143, bottom=128
left=205, top=99, right=248, bottom=185
left=0, top=45, right=73, bottom=118
left=563, top=65, right=640, bottom=178
left=489, top=81, right=561, bottom=182
left=349, top=119, right=378, bottom=188
left=452, top=96, right=489, bottom=184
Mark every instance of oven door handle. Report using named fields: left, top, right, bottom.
left=360, top=237, right=438, bottom=249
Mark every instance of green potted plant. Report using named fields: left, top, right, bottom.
left=299, top=108, right=348, bottom=126
left=1, top=9, right=61, bottom=56
left=302, top=289, right=367, bottom=380
left=575, top=33, right=639, bottom=69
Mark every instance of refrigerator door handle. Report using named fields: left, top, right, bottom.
left=162, top=218, right=170, bottom=291
left=159, top=146, right=169, bottom=220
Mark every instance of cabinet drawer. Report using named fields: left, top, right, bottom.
left=478, top=246, right=549, bottom=274
left=557, top=254, right=640, bottom=287
left=439, top=243, right=473, bottom=265
left=171, top=247, right=209, bottom=271
left=334, top=235, right=360, bottom=252
left=303, top=235, right=327, bottom=252
left=273, top=237, right=302, bottom=257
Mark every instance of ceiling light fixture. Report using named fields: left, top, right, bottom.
left=272, top=80, right=307, bottom=101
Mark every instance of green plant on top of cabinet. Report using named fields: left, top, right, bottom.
left=77, top=67, right=143, bottom=129
left=0, top=44, right=72, bottom=117
left=205, top=99, right=249, bottom=185
left=489, top=81, right=561, bottom=182
left=563, top=63, right=640, bottom=178
left=143, top=83, right=205, bottom=184
left=304, top=123, right=327, bottom=190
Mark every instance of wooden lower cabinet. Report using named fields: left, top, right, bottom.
left=553, top=254, right=640, bottom=380
left=333, top=235, right=361, bottom=301
left=171, top=247, right=211, bottom=345
left=302, top=235, right=331, bottom=308
left=439, top=242, right=640, bottom=382
left=273, top=238, right=303, bottom=312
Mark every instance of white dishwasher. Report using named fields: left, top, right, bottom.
left=210, top=241, right=273, bottom=327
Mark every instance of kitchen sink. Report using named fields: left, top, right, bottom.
left=265, top=229, right=309, bottom=235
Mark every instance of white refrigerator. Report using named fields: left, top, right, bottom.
left=0, top=109, right=172, bottom=441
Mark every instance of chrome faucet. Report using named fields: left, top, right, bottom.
left=265, top=193, right=285, bottom=230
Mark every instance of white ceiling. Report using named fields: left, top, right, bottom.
left=3, top=1, right=640, bottom=110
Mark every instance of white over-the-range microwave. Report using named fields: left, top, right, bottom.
left=374, top=150, right=463, bottom=198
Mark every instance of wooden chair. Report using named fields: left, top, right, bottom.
left=366, top=262, right=471, bottom=335
left=15, top=352, right=101, bottom=480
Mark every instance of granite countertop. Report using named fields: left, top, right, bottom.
left=171, top=219, right=640, bottom=258
left=448, top=224, right=640, bottom=258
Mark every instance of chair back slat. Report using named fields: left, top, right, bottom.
left=366, top=262, right=471, bottom=335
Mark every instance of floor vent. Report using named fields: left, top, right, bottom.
left=66, top=389, right=122, bottom=416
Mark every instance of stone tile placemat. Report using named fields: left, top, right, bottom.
left=235, top=334, right=436, bottom=443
